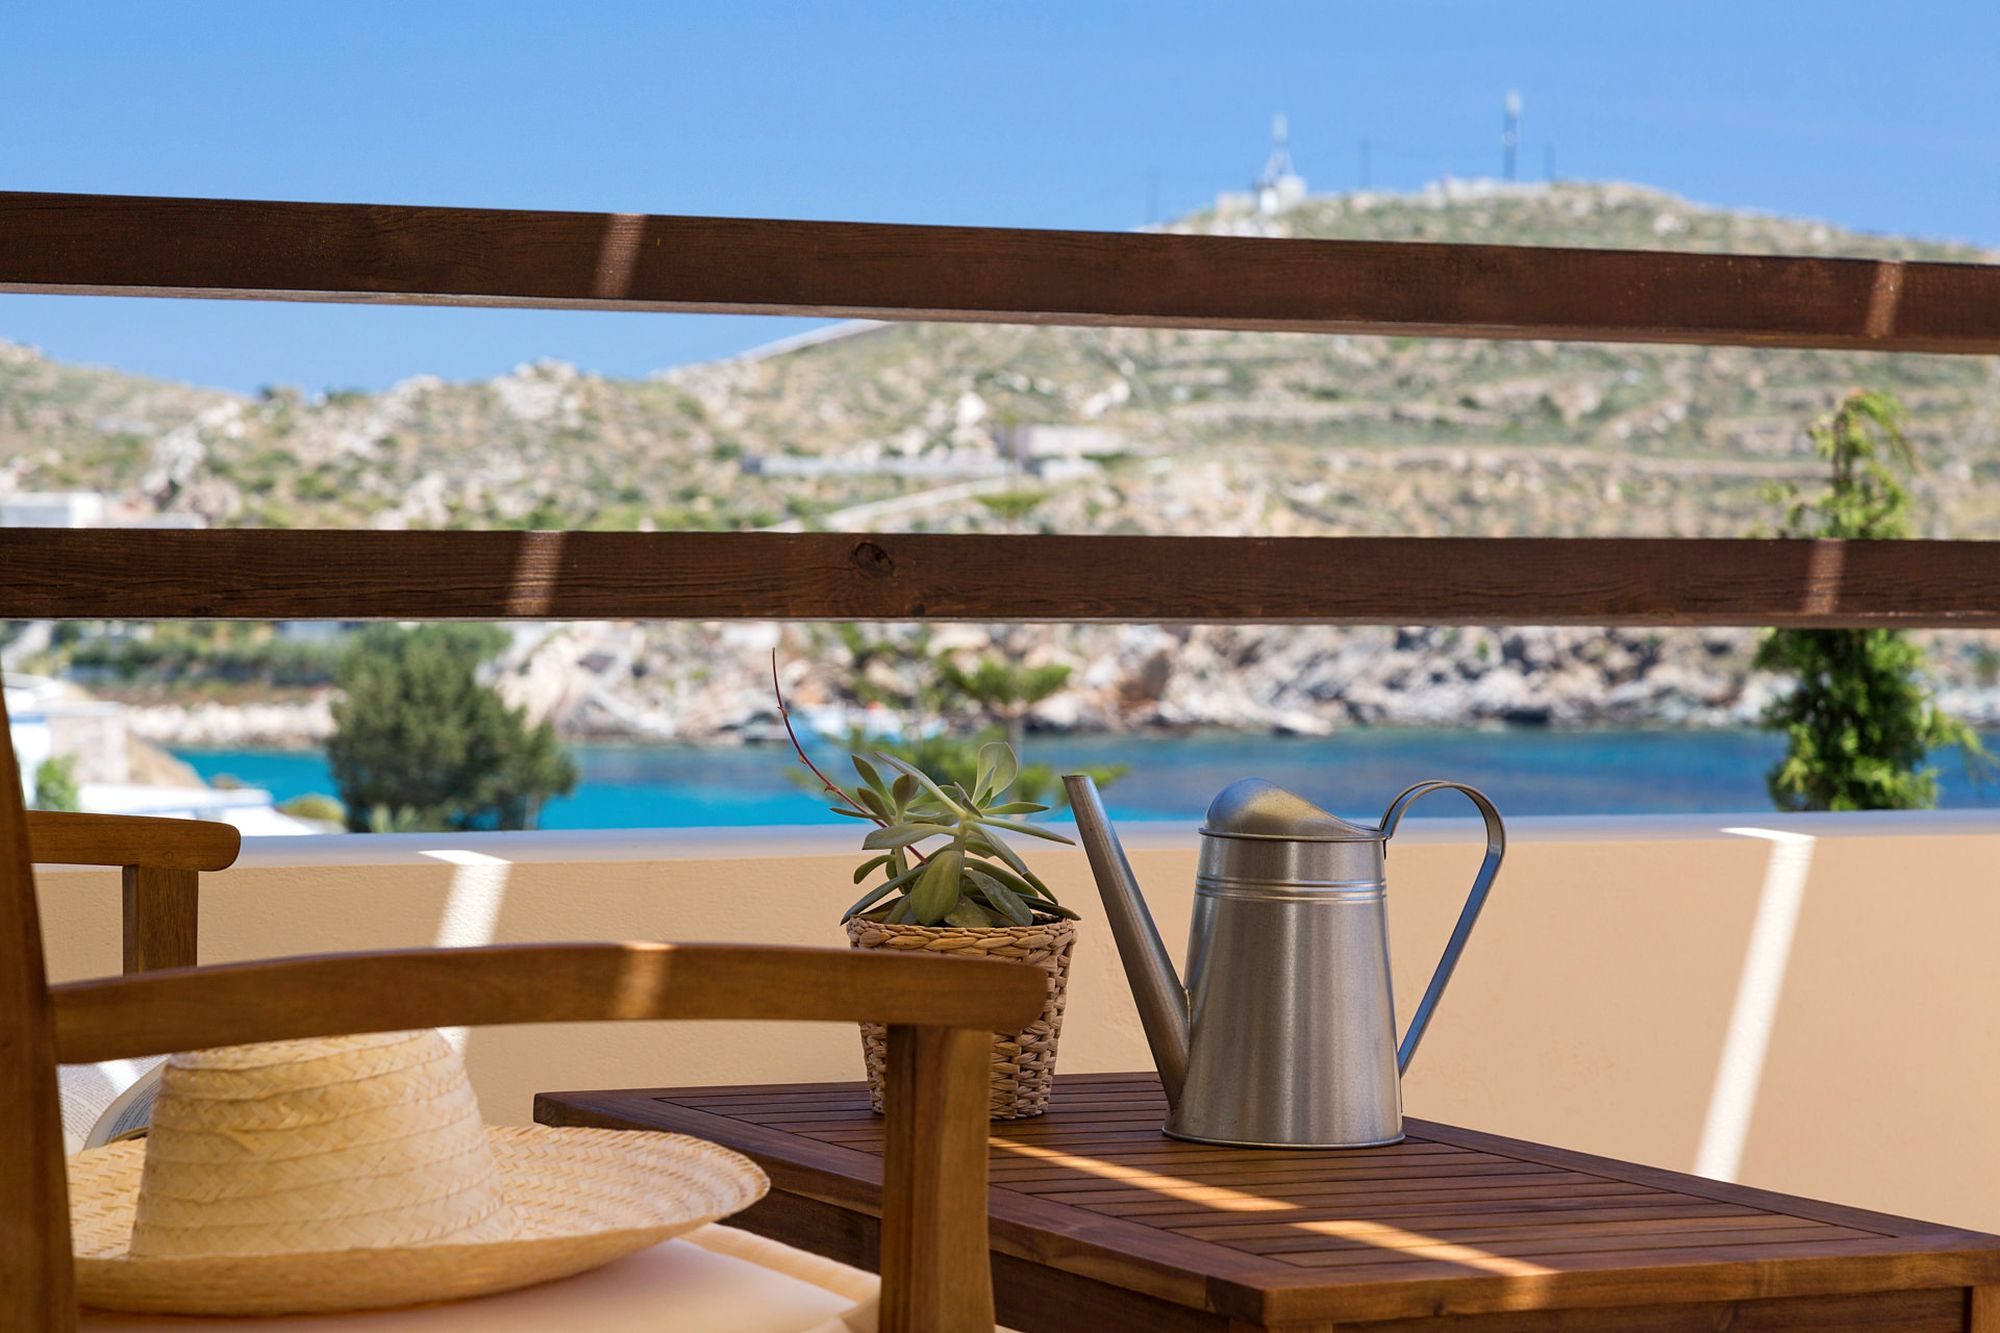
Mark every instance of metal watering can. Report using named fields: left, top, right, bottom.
left=1063, top=774, right=1504, bottom=1148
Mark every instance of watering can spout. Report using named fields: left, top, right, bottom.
left=1064, top=774, right=1190, bottom=1107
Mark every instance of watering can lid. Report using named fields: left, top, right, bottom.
left=1201, top=778, right=1382, bottom=842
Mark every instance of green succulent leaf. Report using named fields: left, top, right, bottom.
left=852, top=854, right=890, bottom=884
left=982, top=800, right=1049, bottom=815
left=973, top=815, right=1073, bottom=844
left=965, top=856, right=1053, bottom=903
left=851, top=753, right=887, bottom=795
left=861, top=822, right=955, bottom=851
left=974, top=832, right=1055, bottom=897
left=873, top=752, right=963, bottom=813
left=842, top=876, right=906, bottom=922
left=976, top=741, right=1018, bottom=802
left=911, top=847, right=963, bottom=923
left=945, top=898, right=1001, bottom=928
left=854, top=785, right=888, bottom=817
left=854, top=858, right=927, bottom=905
left=890, top=773, right=917, bottom=806
left=966, top=867, right=1033, bottom=926
left=967, top=826, right=1030, bottom=877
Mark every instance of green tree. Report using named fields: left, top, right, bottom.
left=31, top=755, right=80, bottom=812
left=327, top=625, right=578, bottom=832
left=937, top=656, right=1073, bottom=753
left=802, top=628, right=1124, bottom=808
left=1756, top=391, right=1988, bottom=810
left=973, top=488, right=1050, bottom=531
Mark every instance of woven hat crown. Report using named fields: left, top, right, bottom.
left=127, top=1029, right=518, bottom=1259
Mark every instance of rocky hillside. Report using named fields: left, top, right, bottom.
left=7, top=180, right=2000, bottom=743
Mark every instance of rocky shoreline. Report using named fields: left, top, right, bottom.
left=126, top=697, right=335, bottom=751
left=117, top=622, right=2000, bottom=751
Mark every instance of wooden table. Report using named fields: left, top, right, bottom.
left=537, top=1073, right=2000, bottom=1331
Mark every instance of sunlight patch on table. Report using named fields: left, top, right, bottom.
left=1290, top=1216, right=1558, bottom=1276
left=992, top=1138, right=1295, bottom=1212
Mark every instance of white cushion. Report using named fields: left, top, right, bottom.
left=79, top=1225, right=879, bottom=1333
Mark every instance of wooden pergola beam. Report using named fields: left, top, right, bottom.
left=3, top=191, right=1999, bottom=353
left=2, top=530, right=1996, bottom=628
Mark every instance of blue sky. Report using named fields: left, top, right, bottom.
left=4, top=2, right=1996, bottom=395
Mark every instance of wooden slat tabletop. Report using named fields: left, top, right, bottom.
left=538, top=1073, right=2000, bottom=1330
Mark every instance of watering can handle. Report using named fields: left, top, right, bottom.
left=1379, top=781, right=1505, bottom=1075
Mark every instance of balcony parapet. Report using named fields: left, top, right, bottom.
left=34, top=807, right=2000, bottom=1239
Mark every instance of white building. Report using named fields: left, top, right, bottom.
left=73, top=782, right=317, bottom=837
left=0, top=489, right=205, bottom=529
left=5, top=674, right=314, bottom=835
left=993, top=424, right=1130, bottom=466
left=5, top=682, right=53, bottom=805
left=2, top=492, right=106, bottom=528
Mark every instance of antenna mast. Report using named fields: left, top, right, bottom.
left=1502, top=91, right=1521, bottom=182
left=1254, top=114, right=1307, bottom=214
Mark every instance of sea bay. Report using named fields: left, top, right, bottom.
left=173, top=728, right=2000, bottom=829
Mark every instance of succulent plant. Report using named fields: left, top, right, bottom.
left=774, top=653, right=1076, bottom=928
left=832, top=744, right=1079, bottom=927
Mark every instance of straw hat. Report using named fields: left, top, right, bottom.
left=65, top=1030, right=767, bottom=1316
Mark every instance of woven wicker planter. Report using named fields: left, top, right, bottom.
left=844, top=917, right=1075, bottom=1120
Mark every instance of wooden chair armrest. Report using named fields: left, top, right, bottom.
left=26, top=810, right=240, bottom=871
left=50, top=940, right=1046, bottom=1064
left=26, top=811, right=235, bottom=974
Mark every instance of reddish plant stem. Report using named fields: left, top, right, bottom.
left=772, top=652, right=929, bottom=864
left=773, top=652, right=867, bottom=814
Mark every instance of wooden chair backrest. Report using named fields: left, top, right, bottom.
left=27, top=810, right=240, bottom=973
left=0, top=684, right=1041, bottom=1333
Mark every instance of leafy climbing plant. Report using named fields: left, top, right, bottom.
left=1756, top=390, right=1990, bottom=810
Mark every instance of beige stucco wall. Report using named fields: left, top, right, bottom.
left=34, top=810, right=2000, bottom=1232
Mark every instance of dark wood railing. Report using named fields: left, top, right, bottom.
left=5, top=192, right=1998, bottom=352
left=1, top=530, right=1996, bottom=628
left=2, top=190, right=1997, bottom=629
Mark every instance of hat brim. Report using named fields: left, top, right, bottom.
left=69, top=1126, right=769, bottom=1316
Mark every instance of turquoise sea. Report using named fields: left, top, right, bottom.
left=171, top=729, right=2000, bottom=828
